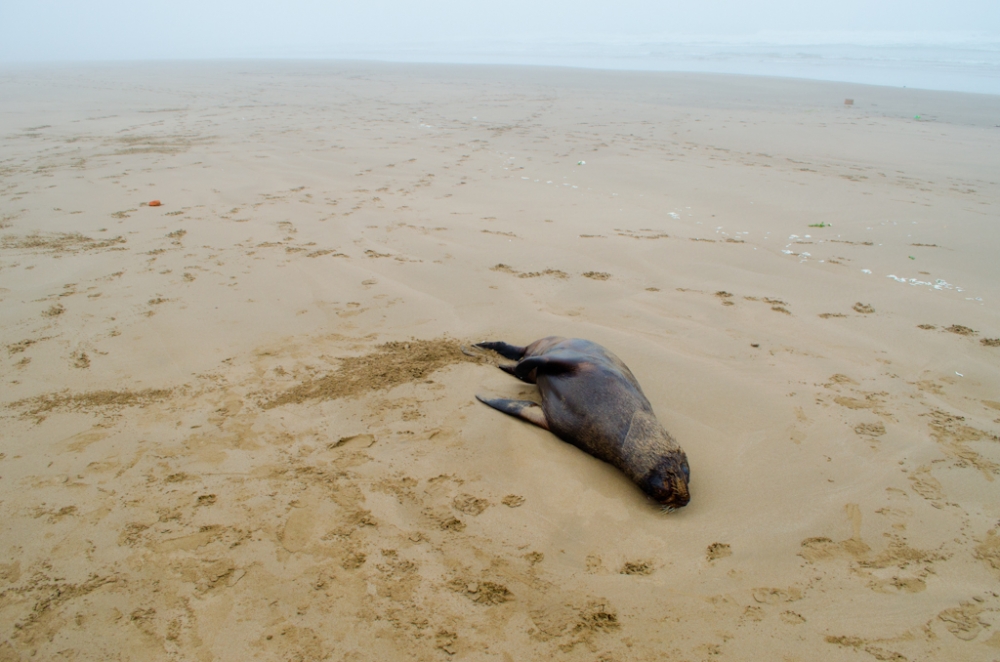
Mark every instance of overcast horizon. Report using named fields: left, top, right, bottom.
left=2, top=1, right=999, bottom=94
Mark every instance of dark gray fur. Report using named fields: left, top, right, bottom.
left=475, top=337, right=690, bottom=509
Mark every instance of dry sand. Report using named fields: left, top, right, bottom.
left=1, top=61, right=999, bottom=661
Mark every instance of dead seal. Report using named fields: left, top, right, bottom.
left=473, top=336, right=690, bottom=510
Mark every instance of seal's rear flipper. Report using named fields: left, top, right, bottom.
left=473, top=341, right=526, bottom=361
left=476, top=395, right=550, bottom=430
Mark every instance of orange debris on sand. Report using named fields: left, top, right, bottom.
left=149, top=200, right=161, bottom=207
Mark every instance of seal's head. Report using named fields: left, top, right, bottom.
left=622, top=411, right=691, bottom=510
left=641, top=453, right=691, bottom=511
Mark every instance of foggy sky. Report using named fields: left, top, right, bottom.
left=2, top=0, right=999, bottom=62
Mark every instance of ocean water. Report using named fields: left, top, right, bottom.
left=324, top=34, right=1000, bottom=96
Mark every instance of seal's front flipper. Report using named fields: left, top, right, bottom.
left=473, top=341, right=527, bottom=361
left=476, top=395, right=550, bottom=430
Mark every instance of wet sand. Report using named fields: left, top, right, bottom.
left=1, top=61, right=999, bottom=660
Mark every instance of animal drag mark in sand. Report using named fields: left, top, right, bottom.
left=472, top=337, right=691, bottom=510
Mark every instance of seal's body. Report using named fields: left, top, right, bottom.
left=475, top=337, right=690, bottom=509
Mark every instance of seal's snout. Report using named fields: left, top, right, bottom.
left=644, top=455, right=691, bottom=510
left=668, top=481, right=691, bottom=509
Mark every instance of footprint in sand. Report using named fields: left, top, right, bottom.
left=491, top=263, right=568, bottom=279
left=706, top=542, right=732, bottom=562
left=501, top=494, right=525, bottom=507
left=452, top=494, right=490, bottom=516
left=620, top=560, right=655, bottom=575
left=854, top=421, right=886, bottom=437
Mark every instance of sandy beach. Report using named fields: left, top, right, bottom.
left=1, top=61, right=999, bottom=661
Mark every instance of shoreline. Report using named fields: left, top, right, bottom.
left=4, top=32, right=1000, bottom=96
